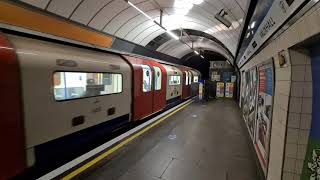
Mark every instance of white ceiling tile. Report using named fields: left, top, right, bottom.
left=70, top=0, right=113, bottom=25
left=104, top=1, right=156, bottom=35
left=20, top=0, right=50, bottom=9
left=88, top=0, right=129, bottom=30
left=47, top=0, right=82, bottom=18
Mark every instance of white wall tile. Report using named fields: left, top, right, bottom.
left=305, top=9, right=320, bottom=39
left=283, top=172, right=294, bottom=180
left=295, top=159, right=304, bottom=174
left=293, top=174, right=301, bottom=180
left=300, top=114, right=312, bottom=130
left=303, top=82, right=313, bottom=98
left=288, top=113, right=301, bottom=129
left=289, top=49, right=307, bottom=65
left=289, top=97, right=302, bottom=113
left=298, top=130, right=310, bottom=145
left=291, top=82, right=304, bottom=97
left=284, top=157, right=296, bottom=172
left=277, top=81, right=291, bottom=96
left=276, top=67, right=291, bottom=81
left=301, top=98, right=312, bottom=114
left=286, top=128, right=299, bottom=144
left=280, top=94, right=290, bottom=111
left=305, top=65, right=312, bottom=82
left=291, top=65, right=306, bottom=82
left=285, top=143, right=297, bottom=158
left=297, top=145, right=307, bottom=160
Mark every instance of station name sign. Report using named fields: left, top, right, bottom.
left=237, top=0, right=306, bottom=67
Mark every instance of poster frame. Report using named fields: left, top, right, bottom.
left=242, top=66, right=259, bottom=142
left=255, top=59, right=275, bottom=177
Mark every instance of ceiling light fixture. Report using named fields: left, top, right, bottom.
left=166, top=30, right=179, bottom=40
left=215, top=9, right=231, bottom=28
left=127, top=1, right=152, bottom=20
left=127, top=0, right=179, bottom=40
left=194, top=50, right=199, bottom=55
left=200, top=55, right=204, bottom=59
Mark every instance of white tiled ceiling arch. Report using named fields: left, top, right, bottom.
left=20, top=0, right=250, bottom=59
left=157, top=35, right=233, bottom=61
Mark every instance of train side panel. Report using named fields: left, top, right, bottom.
left=8, top=35, right=132, bottom=165
left=144, top=60, right=167, bottom=113
left=123, top=56, right=153, bottom=121
left=162, top=64, right=182, bottom=103
left=0, top=33, right=26, bottom=180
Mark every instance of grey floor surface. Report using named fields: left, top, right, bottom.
left=79, top=99, right=260, bottom=180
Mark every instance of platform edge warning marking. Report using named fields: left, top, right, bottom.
left=0, top=1, right=113, bottom=48
left=37, top=99, right=194, bottom=180
left=62, top=100, right=193, bottom=180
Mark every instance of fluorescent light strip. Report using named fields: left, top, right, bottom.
left=194, top=50, right=199, bottom=55
left=128, top=1, right=152, bottom=20
left=127, top=1, right=179, bottom=41
left=200, top=55, right=204, bottom=59
left=166, top=30, right=179, bottom=40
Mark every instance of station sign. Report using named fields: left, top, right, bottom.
left=237, top=0, right=307, bottom=67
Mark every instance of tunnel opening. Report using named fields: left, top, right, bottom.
left=181, top=50, right=231, bottom=80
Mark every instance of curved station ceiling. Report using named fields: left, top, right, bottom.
left=19, top=0, right=251, bottom=63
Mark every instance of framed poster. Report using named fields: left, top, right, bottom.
left=242, top=67, right=258, bottom=140
left=240, top=71, right=246, bottom=108
left=255, top=62, right=274, bottom=176
left=225, top=83, right=234, bottom=98
left=216, top=82, right=224, bottom=98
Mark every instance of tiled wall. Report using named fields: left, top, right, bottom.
left=282, top=49, right=313, bottom=180
left=239, top=3, right=320, bottom=180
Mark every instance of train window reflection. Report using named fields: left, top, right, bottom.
left=142, top=65, right=152, bottom=92
left=154, top=66, right=162, bottom=90
left=53, top=72, right=122, bottom=101
left=188, top=72, right=192, bottom=84
left=185, top=72, right=189, bottom=85
left=169, top=75, right=181, bottom=85
left=193, top=76, right=199, bottom=82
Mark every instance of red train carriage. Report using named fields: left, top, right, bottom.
left=0, top=31, right=200, bottom=179
left=123, top=55, right=167, bottom=121
left=180, top=66, right=192, bottom=99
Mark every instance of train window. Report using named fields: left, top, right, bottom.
left=53, top=72, right=122, bottom=101
left=169, top=75, right=181, bottom=86
left=154, top=66, right=162, bottom=90
left=185, top=72, right=189, bottom=85
left=142, top=65, right=152, bottom=92
left=193, top=76, right=199, bottom=82
left=188, top=72, right=192, bottom=84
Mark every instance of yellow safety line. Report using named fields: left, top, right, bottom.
left=62, top=100, right=194, bottom=180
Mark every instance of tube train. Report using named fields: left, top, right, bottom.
left=0, top=32, right=200, bottom=179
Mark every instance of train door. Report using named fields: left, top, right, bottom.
left=152, top=66, right=166, bottom=112
left=139, top=65, right=154, bottom=119
left=182, top=71, right=189, bottom=99
left=188, top=71, right=192, bottom=97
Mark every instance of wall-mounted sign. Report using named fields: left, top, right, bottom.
left=216, top=82, right=225, bottom=98
left=255, top=62, right=274, bottom=176
left=237, top=0, right=307, bottom=67
left=225, top=83, right=234, bottom=98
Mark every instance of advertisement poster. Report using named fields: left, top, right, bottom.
left=243, top=68, right=258, bottom=140
left=225, top=83, right=234, bottom=98
left=216, top=82, right=224, bottom=98
left=256, top=63, right=274, bottom=175
left=212, top=75, right=220, bottom=81
left=240, top=71, right=246, bottom=108
left=231, top=75, right=237, bottom=83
